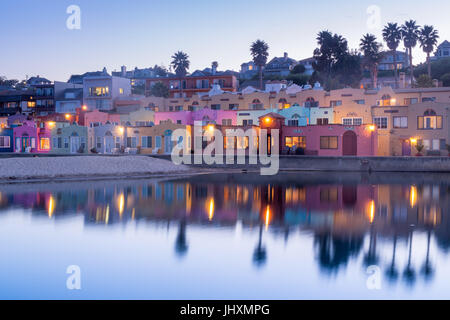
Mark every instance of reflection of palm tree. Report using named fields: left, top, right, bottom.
left=175, top=218, right=188, bottom=258
left=364, top=224, right=379, bottom=266
left=403, top=229, right=416, bottom=286
left=385, top=235, right=399, bottom=282
left=421, top=230, right=434, bottom=281
left=253, top=224, right=267, bottom=267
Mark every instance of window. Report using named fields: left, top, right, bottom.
left=393, top=116, right=408, bottom=128
left=126, top=137, right=137, bottom=148
left=243, top=119, right=253, bottom=126
left=64, top=138, right=69, bottom=148
left=354, top=100, right=365, bottom=105
left=40, top=138, right=50, bottom=150
left=422, top=97, right=436, bottom=102
left=89, top=87, right=109, bottom=97
left=177, top=120, right=182, bottom=124
left=432, top=139, right=440, bottom=151
left=222, top=119, right=232, bottom=126
left=175, top=106, right=183, bottom=111
left=317, top=118, right=329, bottom=125
left=330, top=100, right=342, bottom=107
left=404, top=98, right=418, bottom=105
left=417, top=116, right=443, bottom=130
left=285, top=137, right=306, bottom=149
left=0, top=136, right=10, bottom=148
left=229, top=104, right=239, bottom=110
left=119, top=88, right=124, bottom=95
left=288, top=120, right=299, bottom=126
left=27, top=101, right=36, bottom=108
left=141, top=136, right=153, bottom=148
left=320, top=136, right=338, bottom=149
left=211, top=104, right=221, bottom=110
left=342, top=118, right=362, bottom=126
left=96, top=137, right=102, bottom=149
left=373, top=117, right=388, bottom=129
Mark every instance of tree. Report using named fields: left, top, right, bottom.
left=382, top=23, right=402, bottom=88
left=171, top=51, right=190, bottom=77
left=250, top=39, right=269, bottom=90
left=441, top=73, right=450, bottom=87
left=415, top=74, right=433, bottom=88
left=419, top=25, right=439, bottom=77
left=153, top=65, right=168, bottom=77
left=313, top=31, right=360, bottom=90
left=401, top=20, right=420, bottom=86
left=0, top=76, right=19, bottom=88
left=291, top=64, right=306, bottom=75
left=360, top=34, right=383, bottom=89
left=150, top=82, right=170, bottom=98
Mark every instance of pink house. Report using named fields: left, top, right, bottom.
left=13, top=120, right=51, bottom=153
left=154, top=107, right=237, bottom=126
left=79, top=109, right=121, bottom=128
left=281, top=124, right=378, bottom=156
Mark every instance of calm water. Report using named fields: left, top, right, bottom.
left=0, top=172, right=449, bottom=300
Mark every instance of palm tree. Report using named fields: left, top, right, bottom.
left=401, top=20, right=421, bottom=86
left=360, top=34, right=383, bottom=89
left=382, top=23, right=402, bottom=88
left=250, top=40, right=269, bottom=90
left=171, top=51, right=190, bottom=77
left=419, top=25, right=439, bottom=78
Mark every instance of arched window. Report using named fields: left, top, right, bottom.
left=424, top=109, right=437, bottom=116
left=279, top=98, right=287, bottom=103
left=252, top=99, right=261, bottom=104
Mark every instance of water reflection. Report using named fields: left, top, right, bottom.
left=0, top=172, right=449, bottom=294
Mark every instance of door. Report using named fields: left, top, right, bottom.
left=22, top=137, right=30, bottom=152
left=402, top=139, right=411, bottom=156
left=343, top=131, right=357, bottom=156
left=70, top=137, right=81, bottom=154
left=104, top=136, right=114, bottom=154
left=164, top=135, right=172, bottom=154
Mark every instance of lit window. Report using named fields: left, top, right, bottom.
left=40, top=138, right=50, bottom=150
left=320, top=136, right=338, bottom=149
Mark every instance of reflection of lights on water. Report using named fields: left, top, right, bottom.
left=410, top=186, right=417, bottom=208
left=105, top=205, right=110, bottom=225
left=48, top=196, right=55, bottom=218
left=265, top=205, right=271, bottom=230
left=132, top=208, right=135, bottom=220
left=207, top=198, right=215, bottom=221
left=118, top=193, right=125, bottom=217
left=369, top=200, right=375, bottom=224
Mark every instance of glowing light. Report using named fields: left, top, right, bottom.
left=82, top=105, right=88, bottom=111
left=265, top=205, right=271, bottom=230
left=207, top=124, right=215, bottom=133
left=368, top=125, right=376, bottom=132
left=264, top=117, right=272, bottom=124
left=65, top=114, right=71, bottom=120
left=118, top=126, right=125, bottom=135
left=105, top=205, right=110, bottom=225
left=207, top=198, right=215, bottom=221
left=118, top=193, right=125, bottom=217
left=390, top=98, right=397, bottom=105
left=410, top=186, right=417, bottom=208
left=47, top=121, right=56, bottom=128
left=410, top=138, right=417, bottom=145
left=369, top=200, right=375, bottom=224
left=48, top=196, right=55, bottom=218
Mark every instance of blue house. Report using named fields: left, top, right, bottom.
left=0, top=128, right=14, bottom=152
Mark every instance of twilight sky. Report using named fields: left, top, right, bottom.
left=1, top=0, right=449, bottom=82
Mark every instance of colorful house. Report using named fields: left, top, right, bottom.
left=136, top=123, right=191, bottom=155
left=51, top=123, right=88, bottom=154
left=88, top=123, right=124, bottom=154
left=13, top=120, right=51, bottom=153
left=154, top=107, right=237, bottom=126
left=0, top=128, right=14, bottom=152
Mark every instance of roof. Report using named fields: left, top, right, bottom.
left=258, top=112, right=286, bottom=119
left=265, top=55, right=298, bottom=70
left=26, top=76, right=51, bottom=85
left=68, top=71, right=110, bottom=83
left=438, top=40, right=450, bottom=48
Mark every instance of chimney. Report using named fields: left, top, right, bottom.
left=102, top=67, right=107, bottom=74
left=212, top=62, right=217, bottom=75
left=284, top=52, right=288, bottom=60
left=121, top=66, right=126, bottom=77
